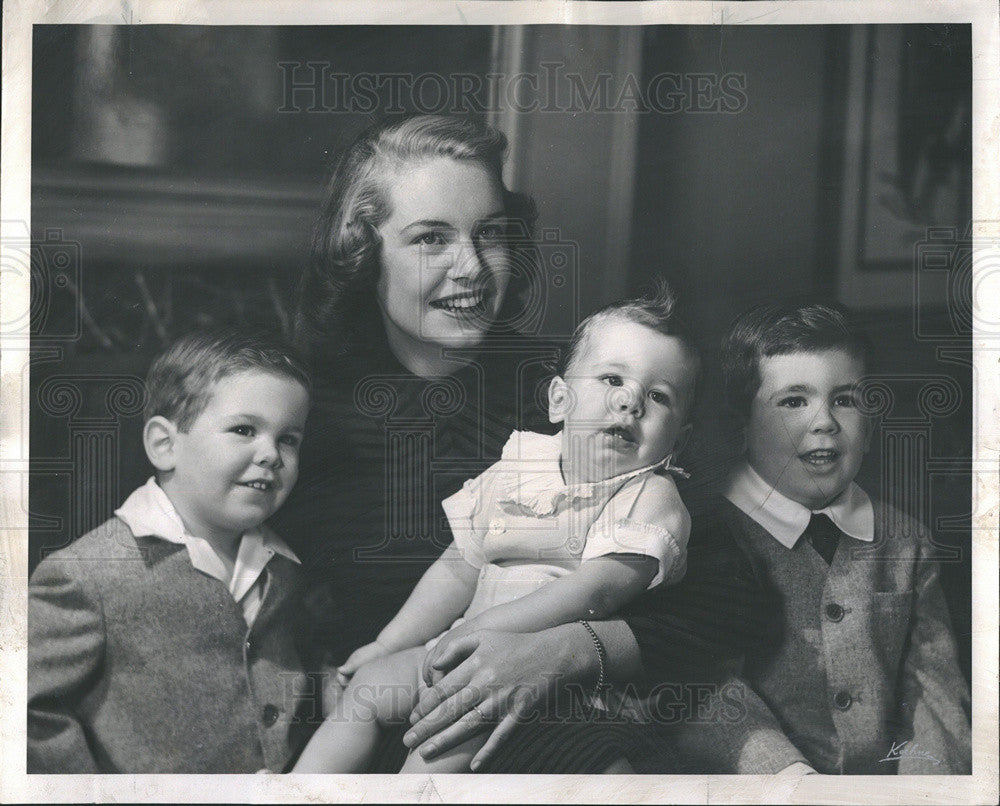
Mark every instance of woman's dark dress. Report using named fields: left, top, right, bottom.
left=273, top=327, right=774, bottom=772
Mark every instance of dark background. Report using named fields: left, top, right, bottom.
left=28, top=24, right=973, bottom=681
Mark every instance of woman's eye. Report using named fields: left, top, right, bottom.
left=601, top=375, right=624, bottom=387
left=778, top=396, right=806, bottom=409
left=414, top=231, right=446, bottom=247
left=834, top=393, right=857, bottom=408
left=231, top=425, right=254, bottom=437
left=648, top=390, right=670, bottom=406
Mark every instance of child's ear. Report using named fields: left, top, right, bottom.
left=143, top=416, right=179, bottom=472
left=673, top=422, right=694, bottom=458
left=547, top=376, right=570, bottom=424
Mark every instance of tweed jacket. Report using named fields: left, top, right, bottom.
left=28, top=516, right=318, bottom=773
left=671, top=497, right=971, bottom=775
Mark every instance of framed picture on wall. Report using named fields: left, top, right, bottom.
left=837, top=24, right=972, bottom=308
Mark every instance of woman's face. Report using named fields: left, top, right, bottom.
left=375, top=157, right=510, bottom=366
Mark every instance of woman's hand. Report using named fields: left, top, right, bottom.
left=420, top=620, right=478, bottom=685
left=403, top=626, right=583, bottom=771
left=335, top=640, right=392, bottom=687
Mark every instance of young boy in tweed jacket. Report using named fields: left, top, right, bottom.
left=674, top=302, right=970, bottom=775
left=28, top=329, right=320, bottom=773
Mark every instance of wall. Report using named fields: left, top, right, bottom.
left=631, top=25, right=831, bottom=340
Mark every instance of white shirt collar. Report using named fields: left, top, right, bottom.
left=496, top=431, right=687, bottom=517
left=115, top=478, right=300, bottom=604
left=724, top=462, right=874, bottom=549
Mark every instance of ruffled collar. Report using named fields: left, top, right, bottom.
left=495, top=431, right=688, bottom=517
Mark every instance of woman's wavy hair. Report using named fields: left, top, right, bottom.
left=294, top=115, right=538, bottom=362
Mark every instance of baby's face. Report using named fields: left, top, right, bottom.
left=550, top=317, right=697, bottom=484
left=164, top=370, right=309, bottom=544
left=746, top=348, right=870, bottom=509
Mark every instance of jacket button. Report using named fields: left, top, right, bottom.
left=262, top=704, right=279, bottom=727
left=833, top=691, right=852, bottom=710
left=825, top=603, right=845, bottom=622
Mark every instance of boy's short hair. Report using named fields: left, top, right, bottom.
left=721, top=301, right=871, bottom=419
left=556, top=280, right=703, bottom=420
left=144, top=328, right=312, bottom=432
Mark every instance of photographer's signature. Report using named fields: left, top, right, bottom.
left=878, top=740, right=940, bottom=765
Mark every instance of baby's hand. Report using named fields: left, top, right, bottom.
left=336, top=640, right=392, bottom=686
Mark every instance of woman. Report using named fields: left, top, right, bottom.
left=276, top=115, right=771, bottom=772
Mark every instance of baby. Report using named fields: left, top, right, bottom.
left=28, top=329, right=315, bottom=773
left=293, top=283, right=701, bottom=773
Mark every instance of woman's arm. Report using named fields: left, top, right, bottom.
left=404, top=503, right=778, bottom=769
left=420, top=554, right=655, bottom=690
left=616, top=503, right=779, bottom=686
left=404, top=618, right=641, bottom=769
left=423, top=554, right=656, bottom=678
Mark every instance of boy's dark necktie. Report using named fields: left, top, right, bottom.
left=802, top=512, right=841, bottom=565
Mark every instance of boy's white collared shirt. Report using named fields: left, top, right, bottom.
left=725, top=461, right=874, bottom=548
left=115, top=477, right=300, bottom=626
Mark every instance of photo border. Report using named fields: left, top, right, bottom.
left=2, top=2, right=997, bottom=803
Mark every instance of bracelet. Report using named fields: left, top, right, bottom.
left=576, top=619, right=608, bottom=699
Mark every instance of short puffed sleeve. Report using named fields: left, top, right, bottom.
left=581, top=471, right=690, bottom=588
left=440, top=463, right=504, bottom=569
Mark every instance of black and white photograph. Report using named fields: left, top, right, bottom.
left=2, top=1, right=997, bottom=803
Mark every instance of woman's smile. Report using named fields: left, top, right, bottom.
left=376, top=157, right=510, bottom=373
left=430, top=290, right=490, bottom=316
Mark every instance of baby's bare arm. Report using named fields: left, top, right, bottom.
left=451, top=553, right=659, bottom=637
left=375, top=544, right=480, bottom=651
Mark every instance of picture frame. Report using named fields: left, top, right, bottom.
left=837, top=24, right=973, bottom=308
